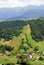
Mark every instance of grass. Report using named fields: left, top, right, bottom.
left=0, top=39, right=10, bottom=45
left=9, top=36, right=22, bottom=53
left=0, top=56, right=17, bottom=64
left=32, top=53, right=40, bottom=58
left=8, top=34, right=26, bottom=53
left=36, top=41, right=44, bottom=52
left=23, top=24, right=44, bottom=52
left=28, top=60, right=44, bottom=65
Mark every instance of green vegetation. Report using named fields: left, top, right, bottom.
left=0, top=17, right=44, bottom=41
left=0, top=56, right=17, bottom=64
left=0, top=45, right=13, bottom=53
left=0, top=17, right=44, bottom=65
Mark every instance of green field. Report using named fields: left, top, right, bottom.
left=0, top=56, right=17, bottom=64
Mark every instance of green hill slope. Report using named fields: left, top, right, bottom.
left=0, top=17, right=44, bottom=41
left=8, top=24, right=44, bottom=53
left=0, top=18, right=44, bottom=65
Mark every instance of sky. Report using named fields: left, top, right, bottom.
left=0, top=0, right=44, bottom=8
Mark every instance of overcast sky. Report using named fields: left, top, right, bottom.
left=0, top=0, right=44, bottom=8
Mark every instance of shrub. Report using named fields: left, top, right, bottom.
left=0, top=45, right=13, bottom=53
left=34, top=46, right=39, bottom=51
left=39, top=56, right=44, bottom=60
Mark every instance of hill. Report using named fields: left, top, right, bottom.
left=0, top=17, right=44, bottom=65
left=0, top=17, right=44, bottom=41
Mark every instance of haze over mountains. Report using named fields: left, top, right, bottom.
left=0, top=5, right=44, bottom=20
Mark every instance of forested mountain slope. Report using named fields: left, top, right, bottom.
left=0, top=17, right=44, bottom=41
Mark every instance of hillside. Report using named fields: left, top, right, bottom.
left=0, top=17, right=44, bottom=52
left=0, top=17, right=44, bottom=65
left=0, top=24, right=44, bottom=65
left=0, top=17, right=44, bottom=41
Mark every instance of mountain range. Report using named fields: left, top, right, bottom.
left=0, top=5, right=44, bottom=20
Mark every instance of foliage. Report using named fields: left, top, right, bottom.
left=0, top=17, right=44, bottom=41
left=18, top=49, right=25, bottom=54
left=0, top=45, right=13, bottom=53
left=34, top=46, right=39, bottom=51
left=39, top=56, right=44, bottom=60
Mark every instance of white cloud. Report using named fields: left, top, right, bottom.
left=29, top=0, right=44, bottom=5
left=0, top=0, right=30, bottom=8
left=30, top=0, right=44, bottom=5
left=0, top=0, right=44, bottom=8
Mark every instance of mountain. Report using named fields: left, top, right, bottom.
left=0, top=5, right=44, bottom=20
left=0, top=7, right=22, bottom=20
left=10, top=5, right=44, bottom=20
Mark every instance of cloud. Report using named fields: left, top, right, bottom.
left=29, top=0, right=44, bottom=5
left=0, top=0, right=30, bottom=8
left=0, top=0, right=44, bottom=8
left=18, top=0, right=31, bottom=2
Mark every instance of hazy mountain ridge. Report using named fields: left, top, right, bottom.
left=0, top=5, right=44, bottom=20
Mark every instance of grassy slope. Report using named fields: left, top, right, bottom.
left=0, top=56, right=17, bottom=64
left=0, top=24, right=44, bottom=52
left=9, top=24, right=44, bottom=52
left=0, top=24, right=44, bottom=64
left=23, top=24, right=44, bottom=51
left=28, top=60, right=44, bottom=65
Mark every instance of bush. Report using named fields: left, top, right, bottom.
left=2, top=63, right=15, bottom=65
left=18, top=49, right=25, bottom=54
left=20, top=61, right=30, bottom=65
left=0, top=45, right=5, bottom=53
left=39, top=56, right=44, bottom=60
left=0, top=45, right=13, bottom=53
left=4, top=45, right=13, bottom=51
left=34, top=46, right=39, bottom=51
